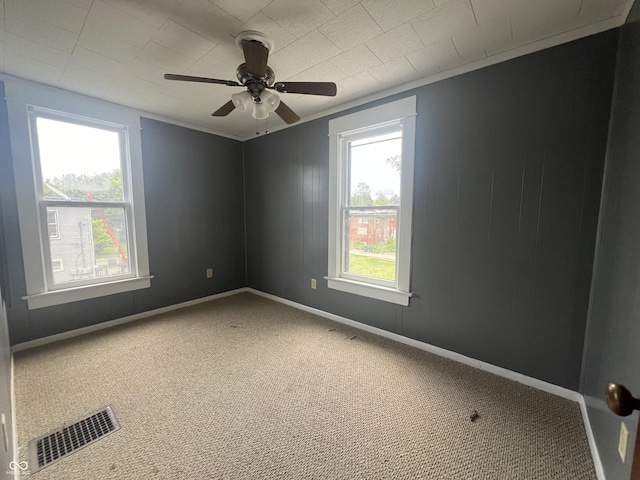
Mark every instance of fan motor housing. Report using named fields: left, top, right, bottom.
left=236, top=63, right=275, bottom=87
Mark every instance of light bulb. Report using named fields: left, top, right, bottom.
left=252, top=101, right=268, bottom=120
left=231, top=91, right=252, bottom=111
left=261, top=90, right=280, bottom=112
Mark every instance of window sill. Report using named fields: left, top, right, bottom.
left=23, top=275, right=154, bottom=310
left=325, top=277, right=412, bottom=306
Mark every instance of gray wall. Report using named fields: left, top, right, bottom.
left=1, top=110, right=246, bottom=344
left=0, top=80, right=15, bottom=479
left=244, top=31, right=618, bottom=391
left=0, top=27, right=623, bottom=394
left=581, top=2, right=640, bottom=479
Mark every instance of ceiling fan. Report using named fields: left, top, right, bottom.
left=164, top=31, right=337, bottom=125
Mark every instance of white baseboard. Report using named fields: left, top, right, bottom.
left=10, top=286, right=579, bottom=401
left=580, top=396, right=607, bottom=480
left=9, top=286, right=603, bottom=477
left=249, top=288, right=605, bottom=477
left=10, top=353, right=18, bottom=480
left=11, top=288, right=248, bottom=353
left=246, top=288, right=581, bottom=402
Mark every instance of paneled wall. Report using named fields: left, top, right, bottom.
left=0, top=30, right=621, bottom=394
left=0, top=107, right=246, bottom=344
left=245, top=31, right=618, bottom=390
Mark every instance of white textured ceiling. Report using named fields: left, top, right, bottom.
left=0, top=0, right=634, bottom=140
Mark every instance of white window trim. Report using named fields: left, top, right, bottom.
left=326, top=96, right=416, bottom=306
left=4, top=77, right=152, bottom=310
left=30, top=108, right=138, bottom=291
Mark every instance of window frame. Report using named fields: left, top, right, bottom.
left=5, top=78, right=152, bottom=310
left=340, top=123, right=402, bottom=289
left=30, top=108, right=137, bottom=291
left=327, top=96, right=416, bottom=306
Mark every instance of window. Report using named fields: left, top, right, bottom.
left=47, top=210, right=60, bottom=239
left=327, top=96, right=416, bottom=306
left=5, top=79, right=151, bottom=309
left=32, top=111, right=135, bottom=288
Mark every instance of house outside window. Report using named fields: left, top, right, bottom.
left=5, top=79, right=151, bottom=309
left=327, top=96, right=416, bottom=306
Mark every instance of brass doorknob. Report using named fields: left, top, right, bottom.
left=605, top=383, right=640, bottom=417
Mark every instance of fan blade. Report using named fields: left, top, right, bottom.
left=272, top=82, right=337, bottom=96
left=164, top=73, right=241, bottom=87
left=241, top=39, right=269, bottom=79
left=212, top=100, right=236, bottom=117
left=274, top=101, right=300, bottom=125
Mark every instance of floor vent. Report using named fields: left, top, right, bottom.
left=28, top=406, right=120, bottom=473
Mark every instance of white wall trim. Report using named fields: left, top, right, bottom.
left=245, top=288, right=581, bottom=402
left=327, top=96, right=416, bottom=306
left=4, top=78, right=154, bottom=310
left=580, top=396, right=607, bottom=480
left=11, top=286, right=603, bottom=476
left=0, top=73, right=243, bottom=142
left=238, top=15, right=625, bottom=141
left=13, top=286, right=581, bottom=401
left=23, top=276, right=154, bottom=310
left=10, top=354, right=19, bottom=480
left=249, top=289, right=607, bottom=476
left=11, top=288, right=249, bottom=353
left=11, top=285, right=590, bottom=400
left=1, top=15, right=625, bottom=145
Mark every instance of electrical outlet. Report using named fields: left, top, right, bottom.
left=206, top=268, right=213, bottom=278
left=619, top=421, right=629, bottom=462
left=311, top=278, right=316, bottom=289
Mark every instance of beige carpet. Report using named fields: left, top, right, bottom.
left=13, top=293, right=596, bottom=479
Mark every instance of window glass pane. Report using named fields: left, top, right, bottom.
left=348, top=131, right=402, bottom=207
left=343, top=208, right=397, bottom=281
left=47, top=206, right=130, bottom=285
left=36, top=117, right=124, bottom=202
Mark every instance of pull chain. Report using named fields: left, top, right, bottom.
left=255, top=115, right=271, bottom=135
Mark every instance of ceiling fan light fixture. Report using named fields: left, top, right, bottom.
left=261, top=90, right=280, bottom=112
left=165, top=30, right=334, bottom=126
left=231, top=91, right=252, bottom=111
left=252, top=101, right=269, bottom=120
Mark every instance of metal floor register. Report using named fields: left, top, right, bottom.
left=28, top=406, right=120, bottom=473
